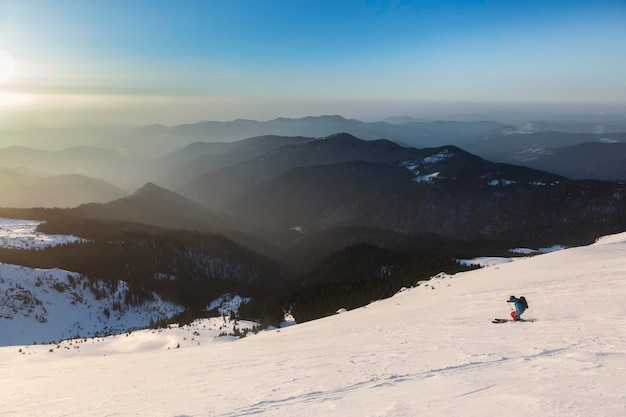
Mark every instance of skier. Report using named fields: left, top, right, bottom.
left=507, top=295, right=526, bottom=321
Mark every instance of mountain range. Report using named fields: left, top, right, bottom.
left=522, top=142, right=626, bottom=181
left=1, top=116, right=504, bottom=155
left=462, top=127, right=626, bottom=180
left=2, top=116, right=626, bottom=331
left=2, top=116, right=626, bottom=209
left=66, top=132, right=625, bottom=249
left=0, top=167, right=125, bottom=208
left=0, top=145, right=149, bottom=191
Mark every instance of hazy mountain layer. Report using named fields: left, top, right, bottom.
left=149, top=135, right=314, bottom=189
left=1, top=116, right=503, bottom=156
left=0, top=168, right=126, bottom=208
left=178, top=133, right=430, bottom=211
left=463, top=129, right=626, bottom=180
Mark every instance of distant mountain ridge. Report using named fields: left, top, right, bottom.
left=178, top=133, right=426, bottom=211
left=70, top=134, right=626, bottom=252
left=464, top=128, right=626, bottom=158
left=4, top=115, right=626, bottom=157
left=227, top=145, right=578, bottom=239
left=1, top=116, right=505, bottom=156
left=462, top=129, right=626, bottom=180
left=72, top=182, right=230, bottom=232
left=0, top=145, right=148, bottom=191
left=3, top=116, right=626, bottom=186
left=520, top=142, right=626, bottom=181
left=0, top=168, right=125, bottom=208
left=149, top=135, right=315, bottom=189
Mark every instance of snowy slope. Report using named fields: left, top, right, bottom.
left=0, top=217, right=84, bottom=249
left=0, top=217, right=186, bottom=345
left=2, top=231, right=626, bottom=416
left=0, top=264, right=184, bottom=345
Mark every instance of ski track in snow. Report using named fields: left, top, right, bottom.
left=1, top=218, right=626, bottom=416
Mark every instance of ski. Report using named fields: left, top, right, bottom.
left=492, top=318, right=535, bottom=323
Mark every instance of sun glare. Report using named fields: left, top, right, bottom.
left=0, top=49, right=16, bottom=84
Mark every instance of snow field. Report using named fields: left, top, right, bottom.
left=0, top=264, right=184, bottom=345
left=1, top=232, right=625, bottom=416
left=0, top=217, right=85, bottom=249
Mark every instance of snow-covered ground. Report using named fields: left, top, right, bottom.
left=0, top=217, right=85, bottom=249
left=0, top=217, right=185, bottom=344
left=457, top=244, right=567, bottom=267
left=2, top=231, right=625, bottom=416
left=0, top=263, right=185, bottom=345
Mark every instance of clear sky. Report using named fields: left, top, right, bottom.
left=1, top=0, right=625, bottom=128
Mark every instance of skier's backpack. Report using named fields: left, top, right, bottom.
left=519, top=296, right=529, bottom=309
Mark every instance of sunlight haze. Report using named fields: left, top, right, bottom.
left=1, top=0, right=625, bottom=129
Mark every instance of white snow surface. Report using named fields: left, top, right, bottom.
left=487, top=179, right=516, bottom=186
left=207, top=293, right=252, bottom=316
left=2, top=232, right=626, bottom=416
left=414, top=171, right=440, bottom=183
left=459, top=245, right=568, bottom=267
left=0, top=217, right=85, bottom=249
left=503, top=122, right=535, bottom=135
left=457, top=256, right=514, bottom=267
left=0, top=264, right=184, bottom=345
left=599, top=137, right=618, bottom=143
left=400, top=150, right=453, bottom=183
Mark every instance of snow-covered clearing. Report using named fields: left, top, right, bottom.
left=0, top=217, right=84, bottom=249
left=2, top=231, right=626, bottom=416
left=400, top=150, right=453, bottom=183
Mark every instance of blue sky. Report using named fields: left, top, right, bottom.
left=1, top=0, right=625, bottom=127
